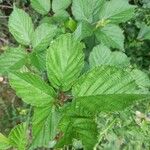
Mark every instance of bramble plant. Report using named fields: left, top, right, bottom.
left=0, top=0, right=150, bottom=149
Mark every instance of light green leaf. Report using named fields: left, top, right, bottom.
left=46, top=34, right=85, bottom=91
left=56, top=115, right=98, bottom=150
left=95, top=24, right=124, bottom=50
left=31, top=106, right=59, bottom=149
left=9, top=72, right=56, bottom=107
left=52, top=0, right=71, bottom=12
left=0, top=47, right=27, bottom=75
left=0, top=133, right=11, bottom=150
left=72, top=66, right=138, bottom=97
left=65, top=18, right=77, bottom=32
left=89, top=44, right=130, bottom=68
left=8, top=7, right=34, bottom=45
left=137, top=24, right=150, bottom=40
left=53, top=10, right=70, bottom=22
left=131, top=69, right=150, bottom=88
left=73, top=21, right=93, bottom=40
left=31, top=0, right=51, bottom=15
left=72, top=0, right=105, bottom=23
left=99, top=0, right=135, bottom=24
left=8, top=123, right=28, bottom=150
left=32, top=23, right=57, bottom=51
left=110, top=52, right=130, bottom=67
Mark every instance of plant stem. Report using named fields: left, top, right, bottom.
left=94, top=118, right=116, bottom=149
left=0, top=5, right=13, bottom=9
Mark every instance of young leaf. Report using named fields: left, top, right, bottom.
left=99, top=0, right=135, bottom=24
left=72, top=0, right=105, bottom=23
left=0, top=47, right=27, bottom=75
left=32, top=23, right=57, bottom=51
left=56, top=115, right=98, bottom=150
left=52, top=0, right=71, bottom=12
left=8, top=7, right=34, bottom=45
left=72, top=66, right=138, bottom=97
left=89, top=44, right=130, bottom=68
left=31, top=106, right=59, bottom=149
left=8, top=123, right=28, bottom=150
left=65, top=18, right=77, bottom=32
left=9, top=72, right=56, bottom=107
left=0, top=133, right=11, bottom=150
left=46, top=34, right=85, bottom=91
left=30, top=0, right=51, bottom=15
left=95, top=24, right=124, bottom=50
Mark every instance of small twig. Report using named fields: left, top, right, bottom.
left=94, top=118, right=116, bottom=150
left=0, top=37, right=9, bottom=44
left=0, top=4, right=13, bottom=9
left=6, top=0, right=13, bottom=6
left=0, top=16, right=9, bottom=19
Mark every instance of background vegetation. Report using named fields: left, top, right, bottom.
left=0, top=0, right=150, bottom=149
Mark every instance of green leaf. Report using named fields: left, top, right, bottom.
left=53, top=10, right=70, bottom=22
left=72, top=66, right=150, bottom=114
left=72, top=94, right=150, bottom=114
left=8, top=7, right=34, bottom=45
left=31, top=106, right=60, bottom=149
left=56, top=115, right=98, bottom=150
left=72, top=66, right=138, bottom=97
left=137, top=24, right=150, bottom=40
left=95, top=24, right=124, bottom=50
left=130, top=69, right=150, bottom=88
left=0, top=133, right=11, bottom=150
left=72, top=0, right=105, bottom=23
left=99, top=0, right=135, bottom=24
left=32, top=23, right=57, bottom=51
left=52, top=0, right=71, bottom=12
left=8, top=123, right=28, bottom=150
left=46, top=34, right=85, bottom=91
left=30, top=51, right=46, bottom=71
left=31, top=0, right=51, bottom=15
left=110, top=52, right=130, bottom=67
left=9, top=72, right=56, bottom=107
left=0, top=47, right=27, bottom=75
left=89, top=44, right=130, bottom=68
left=73, top=21, right=93, bottom=40
left=65, top=18, right=77, bottom=32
